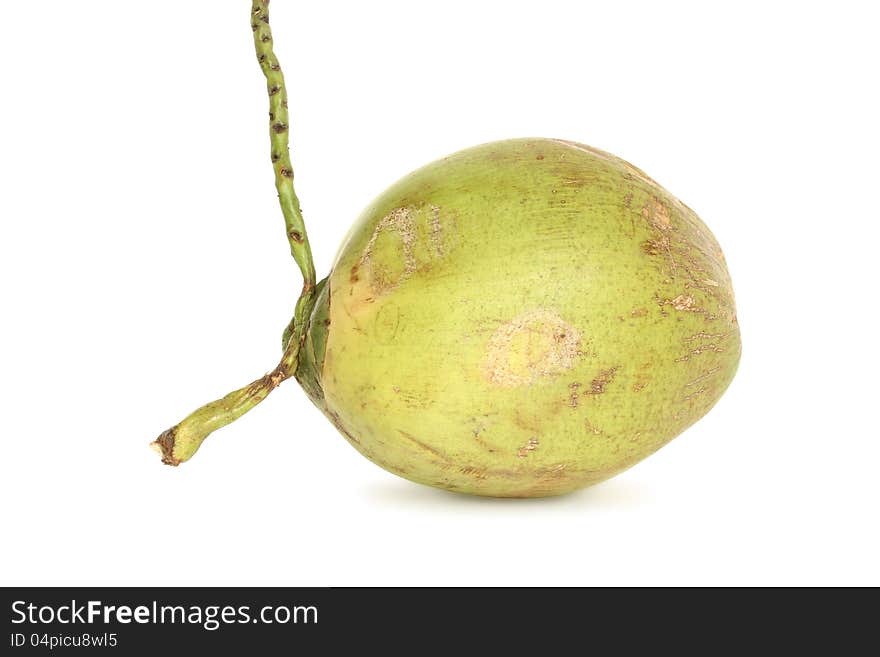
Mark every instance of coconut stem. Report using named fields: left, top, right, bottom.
left=151, top=342, right=301, bottom=465
left=251, top=0, right=317, bottom=338
left=150, top=1, right=316, bottom=465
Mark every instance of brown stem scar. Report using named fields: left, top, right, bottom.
left=152, top=427, right=180, bottom=466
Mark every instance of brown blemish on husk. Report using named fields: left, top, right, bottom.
left=517, top=437, right=539, bottom=458
left=656, top=292, right=718, bottom=321
left=640, top=197, right=680, bottom=282
left=551, top=139, right=659, bottom=187
left=632, top=363, right=653, bottom=393
left=355, top=204, right=452, bottom=296
left=484, top=309, right=582, bottom=388
left=328, top=411, right=360, bottom=444
left=637, top=192, right=739, bottom=332
left=584, top=418, right=603, bottom=435
left=675, top=344, right=725, bottom=362
left=643, top=197, right=672, bottom=231
left=675, top=330, right=731, bottom=362
left=686, top=367, right=721, bottom=388
left=567, top=382, right=582, bottom=408
left=558, top=176, right=587, bottom=188
left=398, top=430, right=450, bottom=462
left=684, top=331, right=730, bottom=342
left=473, top=436, right=500, bottom=454
left=428, top=205, right=444, bottom=256
left=584, top=366, right=620, bottom=396
left=391, top=385, right=433, bottom=410
left=459, top=466, right=488, bottom=480
left=470, top=417, right=502, bottom=453
left=683, top=386, right=710, bottom=402
left=671, top=294, right=695, bottom=311
left=358, top=207, right=417, bottom=293
left=540, top=463, right=567, bottom=478
left=640, top=239, right=663, bottom=255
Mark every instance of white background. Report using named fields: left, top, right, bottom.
left=1, top=1, right=878, bottom=586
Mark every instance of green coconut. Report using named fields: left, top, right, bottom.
left=151, top=2, right=740, bottom=497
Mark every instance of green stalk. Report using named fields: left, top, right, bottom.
left=151, top=0, right=316, bottom=465
left=251, top=0, right=316, bottom=339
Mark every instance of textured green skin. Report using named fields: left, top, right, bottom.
left=300, top=138, right=740, bottom=497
